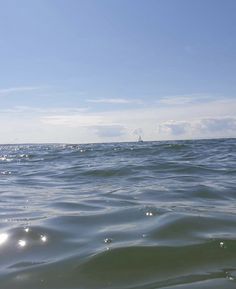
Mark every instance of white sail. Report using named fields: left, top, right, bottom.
left=138, top=135, right=143, bottom=142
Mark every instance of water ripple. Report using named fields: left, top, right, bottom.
left=0, top=139, right=235, bottom=288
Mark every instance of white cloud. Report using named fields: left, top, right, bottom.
left=158, top=121, right=191, bottom=135
left=41, top=114, right=104, bottom=127
left=197, top=117, right=236, bottom=133
left=91, top=125, right=126, bottom=138
left=159, top=96, right=197, bottom=105
left=0, top=96, right=235, bottom=143
left=0, top=106, right=88, bottom=114
left=0, top=86, right=42, bottom=96
left=133, top=128, right=143, bottom=136
left=158, top=117, right=236, bottom=139
left=41, top=114, right=127, bottom=139
left=159, top=93, right=213, bottom=106
left=38, top=96, right=236, bottom=142
left=87, top=98, right=142, bottom=104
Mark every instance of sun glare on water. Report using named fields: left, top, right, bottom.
left=0, top=233, right=8, bottom=245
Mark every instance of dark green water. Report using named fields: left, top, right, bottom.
left=0, top=138, right=236, bottom=289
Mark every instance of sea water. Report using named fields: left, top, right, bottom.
left=0, top=138, right=236, bottom=289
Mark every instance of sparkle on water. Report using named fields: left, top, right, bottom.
left=18, top=239, right=26, bottom=247
left=0, top=139, right=235, bottom=289
left=0, top=233, right=8, bottom=245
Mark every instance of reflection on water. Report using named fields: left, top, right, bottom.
left=40, top=235, right=47, bottom=243
left=0, top=139, right=235, bottom=288
left=0, top=233, right=8, bottom=245
left=18, top=239, right=26, bottom=248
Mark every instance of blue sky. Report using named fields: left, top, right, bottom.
left=0, top=0, right=236, bottom=143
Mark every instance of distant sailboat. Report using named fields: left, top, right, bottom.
left=138, top=135, right=144, bottom=143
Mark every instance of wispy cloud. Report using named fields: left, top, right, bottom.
left=41, top=114, right=104, bottom=127
left=0, top=106, right=88, bottom=114
left=87, top=98, right=143, bottom=104
left=0, top=86, right=42, bottom=96
left=158, top=93, right=212, bottom=106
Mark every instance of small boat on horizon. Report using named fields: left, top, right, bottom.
left=138, top=135, right=144, bottom=143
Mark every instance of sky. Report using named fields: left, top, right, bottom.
left=0, top=0, right=236, bottom=143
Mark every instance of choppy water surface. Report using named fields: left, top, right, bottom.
left=0, top=138, right=236, bottom=289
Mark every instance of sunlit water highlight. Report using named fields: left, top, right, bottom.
left=0, top=138, right=236, bottom=289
